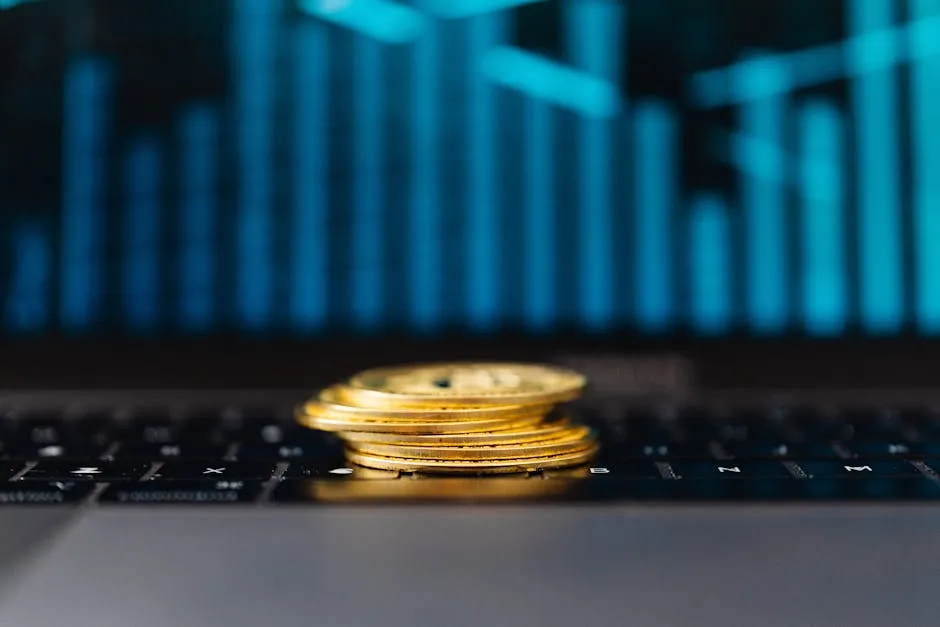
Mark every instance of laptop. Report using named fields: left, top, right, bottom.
left=2, top=0, right=940, bottom=624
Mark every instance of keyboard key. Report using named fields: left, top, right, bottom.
left=840, top=442, right=919, bottom=458
left=541, top=459, right=662, bottom=480
left=0, top=462, right=26, bottom=480
left=797, top=459, right=921, bottom=478
left=723, top=441, right=842, bottom=459
left=605, top=441, right=716, bottom=459
left=0, top=482, right=94, bottom=505
left=154, top=461, right=277, bottom=481
left=22, top=461, right=151, bottom=481
left=99, top=481, right=263, bottom=504
left=238, top=427, right=342, bottom=459
left=282, top=461, right=399, bottom=480
left=115, top=442, right=228, bottom=460
left=670, top=460, right=792, bottom=479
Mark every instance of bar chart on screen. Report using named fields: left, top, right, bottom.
left=1, top=0, right=937, bottom=338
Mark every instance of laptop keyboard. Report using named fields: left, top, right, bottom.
left=1, top=404, right=940, bottom=504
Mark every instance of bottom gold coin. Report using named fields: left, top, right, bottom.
left=345, top=443, right=600, bottom=475
left=348, top=427, right=596, bottom=460
left=308, top=476, right=576, bottom=502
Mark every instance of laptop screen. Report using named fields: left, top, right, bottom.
left=0, top=0, right=934, bottom=340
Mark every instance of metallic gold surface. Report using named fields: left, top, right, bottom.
left=340, top=417, right=574, bottom=446
left=307, top=386, right=553, bottom=422
left=296, top=410, right=546, bottom=434
left=340, top=362, right=586, bottom=408
left=348, top=427, right=596, bottom=461
left=345, top=443, right=600, bottom=474
left=307, top=476, right=575, bottom=502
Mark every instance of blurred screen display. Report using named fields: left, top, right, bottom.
left=0, top=0, right=937, bottom=338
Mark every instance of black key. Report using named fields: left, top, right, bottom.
left=605, top=441, right=716, bottom=459
left=0, top=462, right=25, bottom=480
left=239, top=429, right=343, bottom=460
left=1, top=411, right=113, bottom=459
left=22, top=461, right=151, bottom=481
left=670, top=460, right=792, bottom=479
left=282, top=460, right=397, bottom=479
left=797, top=459, right=921, bottom=478
left=115, top=442, right=228, bottom=460
left=99, top=480, right=263, bottom=504
left=723, top=441, right=843, bottom=459
left=154, top=461, right=277, bottom=481
left=840, top=441, right=920, bottom=458
left=542, top=458, right=662, bottom=480
left=0, top=482, right=94, bottom=505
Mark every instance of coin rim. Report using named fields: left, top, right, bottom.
left=296, top=411, right=547, bottom=434
left=308, top=386, right=555, bottom=422
left=340, top=362, right=586, bottom=408
left=339, top=417, right=575, bottom=446
left=348, top=430, right=596, bottom=461
left=345, top=443, right=600, bottom=474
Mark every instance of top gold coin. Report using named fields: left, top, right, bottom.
left=340, top=362, right=586, bottom=408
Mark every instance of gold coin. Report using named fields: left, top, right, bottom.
left=348, top=427, right=596, bottom=460
left=345, top=443, right=600, bottom=474
left=340, top=417, right=574, bottom=446
left=308, top=476, right=574, bottom=502
left=305, top=386, right=554, bottom=422
left=297, top=409, right=546, bottom=434
left=340, top=362, right=586, bottom=408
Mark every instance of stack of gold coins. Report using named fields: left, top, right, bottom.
left=295, top=362, right=599, bottom=474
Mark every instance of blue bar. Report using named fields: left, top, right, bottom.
left=424, top=0, right=543, bottom=18
left=3, top=221, right=50, bottom=333
left=466, top=13, right=508, bottom=332
left=123, top=136, right=161, bottom=332
left=523, top=97, right=554, bottom=332
left=690, top=13, right=940, bottom=109
left=479, top=47, right=620, bottom=118
left=292, top=22, right=329, bottom=333
left=911, top=0, right=940, bottom=332
left=233, top=0, right=276, bottom=331
left=735, top=53, right=788, bottom=334
left=566, top=0, right=625, bottom=331
left=848, top=0, right=903, bottom=333
left=689, top=194, right=731, bottom=335
left=798, top=100, right=847, bottom=336
left=60, top=58, right=111, bottom=333
left=634, top=100, right=677, bottom=333
left=352, top=35, right=383, bottom=331
left=410, top=17, right=440, bottom=332
left=180, top=105, right=217, bottom=332
left=297, top=0, right=424, bottom=44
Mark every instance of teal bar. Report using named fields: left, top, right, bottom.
left=566, top=0, right=625, bottom=332
left=291, top=22, right=329, bottom=333
left=410, top=14, right=441, bottom=332
left=352, top=35, right=383, bottom=332
left=911, top=0, right=940, bottom=333
left=735, top=53, right=788, bottom=334
left=3, top=220, right=50, bottom=333
left=689, top=194, right=731, bottom=335
left=466, top=13, right=508, bottom=332
left=848, top=0, right=903, bottom=332
left=180, top=105, right=217, bottom=332
left=233, top=0, right=277, bottom=330
left=60, top=58, right=112, bottom=332
left=123, top=136, right=162, bottom=332
left=524, top=96, right=554, bottom=332
left=634, top=100, right=678, bottom=332
left=798, top=100, right=847, bottom=336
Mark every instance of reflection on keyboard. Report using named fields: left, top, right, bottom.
left=1, top=404, right=940, bottom=504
